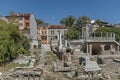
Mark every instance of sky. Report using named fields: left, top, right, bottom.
left=0, top=0, right=120, bottom=24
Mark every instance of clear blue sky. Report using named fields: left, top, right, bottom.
left=0, top=0, right=120, bottom=24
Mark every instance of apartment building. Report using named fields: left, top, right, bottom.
left=5, top=13, right=68, bottom=46
left=37, top=24, right=49, bottom=44
left=48, top=25, right=68, bottom=44
left=5, top=13, right=39, bottom=49
left=18, top=14, right=31, bottom=30
left=37, top=24, right=68, bottom=45
left=5, top=13, right=31, bottom=31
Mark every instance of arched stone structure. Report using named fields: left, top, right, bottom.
left=84, top=42, right=118, bottom=55
left=104, top=44, right=111, bottom=50
left=80, top=32, right=120, bottom=54
left=92, top=43, right=102, bottom=55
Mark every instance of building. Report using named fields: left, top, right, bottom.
left=37, top=23, right=49, bottom=44
left=5, top=13, right=68, bottom=47
left=92, top=24, right=100, bottom=31
left=48, top=25, right=68, bottom=44
left=37, top=24, right=68, bottom=45
left=5, top=13, right=39, bottom=49
left=5, top=13, right=31, bottom=31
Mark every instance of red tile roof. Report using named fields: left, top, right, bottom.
left=48, top=25, right=67, bottom=29
left=37, top=23, right=49, bottom=28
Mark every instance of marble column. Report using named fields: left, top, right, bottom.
left=57, top=31, right=60, bottom=46
left=110, top=44, right=113, bottom=50
left=117, top=46, right=119, bottom=53
left=89, top=44, right=92, bottom=55
left=110, top=44, right=115, bottom=53
left=113, top=33, right=115, bottom=40
left=100, top=44, right=105, bottom=51
left=110, top=33, right=113, bottom=39
left=57, top=31, right=62, bottom=49
left=59, top=31, right=62, bottom=49
left=87, top=43, right=89, bottom=55
left=65, top=40, right=67, bottom=47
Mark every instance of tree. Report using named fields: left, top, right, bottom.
left=65, top=25, right=79, bottom=40
left=36, top=19, right=44, bottom=25
left=95, top=19, right=101, bottom=26
left=0, top=20, right=30, bottom=65
left=60, top=16, right=75, bottom=27
left=76, top=16, right=90, bottom=27
left=60, top=16, right=90, bottom=40
left=7, top=11, right=18, bottom=25
left=60, top=16, right=80, bottom=40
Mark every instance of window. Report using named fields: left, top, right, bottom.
left=19, top=17, right=23, bottom=20
left=25, top=17, right=29, bottom=20
left=41, top=36, right=47, bottom=40
left=26, top=22, right=29, bottom=27
left=50, top=37, right=55, bottom=40
left=42, top=31, right=44, bottom=35
left=55, top=36, right=57, bottom=39
left=42, top=31, right=47, bottom=35
left=45, top=31, right=47, bottom=34
left=51, top=37, right=53, bottom=40
left=51, top=31, right=54, bottom=35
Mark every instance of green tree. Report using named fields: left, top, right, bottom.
left=60, top=16, right=75, bottom=27
left=7, top=11, right=18, bottom=25
left=65, top=25, right=79, bottom=40
left=0, top=20, right=30, bottom=65
left=76, top=16, right=90, bottom=27
left=60, top=16, right=82, bottom=40
left=36, top=19, right=44, bottom=25
left=95, top=19, right=102, bottom=26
